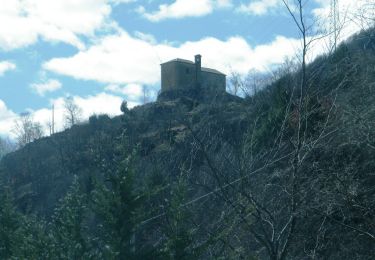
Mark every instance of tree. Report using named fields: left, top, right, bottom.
left=142, top=85, right=151, bottom=104
left=159, top=174, right=206, bottom=259
left=353, top=1, right=375, bottom=30
left=0, top=184, right=21, bottom=258
left=12, top=112, right=44, bottom=147
left=227, top=71, right=242, bottom=96
left=0, top=137, right=15, bottom=159
left=15, top=216, right=50, bottom=259
left=228, top=68, right=286, bottom=98
left=0, top=183, right=48, bottom=258
left=48, top=176, right=88, bottom=259
left=180, top=1, right=346, bottom=259
left=120, top=100, right=129, bottom=114
left=64, top=96, right=82, bottom=128
left=91, top=153, right=144, bottom=259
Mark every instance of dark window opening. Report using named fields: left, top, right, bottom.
left=186, top=68, right=190, bottom=74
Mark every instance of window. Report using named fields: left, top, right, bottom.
left=186, top=68, right=190, bottom=74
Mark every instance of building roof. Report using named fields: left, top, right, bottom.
left=202, top=67, right=225, bottom=76
left=161, top=58, right=194, bottom=65
left=161, top=58, right=226, bottom=76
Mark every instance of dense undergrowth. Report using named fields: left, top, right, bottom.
left=1, top=28, right=375, bottom=259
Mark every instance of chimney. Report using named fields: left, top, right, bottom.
left=195, top=54, right=202, bottom=87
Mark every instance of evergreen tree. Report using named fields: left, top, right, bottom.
left=0, top=184, right=22, bottom=258
left=91, top=154, right=144, bottom=259
left=16, top=216, right=50, bottom=259
left=49, top=176, right=88, bottom=259
left=0, top=180, right=50, bottom=258
left=160, top=175, right=204, bottom=260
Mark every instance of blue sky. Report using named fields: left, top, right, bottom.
left=0, top=0, right=369, bottom=137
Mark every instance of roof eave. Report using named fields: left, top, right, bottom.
left=160, top=58, right=194, bottom=65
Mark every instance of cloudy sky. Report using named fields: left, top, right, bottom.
left=0, top=0, right=371, bottom=137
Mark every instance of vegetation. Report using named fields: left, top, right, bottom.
left=1, top=25, right=375, bottom=259
left=0, top=137, right=15, bottom=159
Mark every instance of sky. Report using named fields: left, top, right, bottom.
left=0, top=0, right=372, bottom=138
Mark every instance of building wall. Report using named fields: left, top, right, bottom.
left=161, top=61, right=225, bottom=93
left=161, top=62, right=177, bottom=92
left=161, top=62, right=197, bottom=92
left=201, top=71, right=226, bottom=93
left=175, top=62, right=196, bottom=90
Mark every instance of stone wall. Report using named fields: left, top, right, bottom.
left=161, top=60, right=226, bottom=95
left=201, top=71, right=226, bottom=93
left=161, top=62, right=195, bottom=92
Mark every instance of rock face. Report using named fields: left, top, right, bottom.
left=159, top=55, right=226, bottom=101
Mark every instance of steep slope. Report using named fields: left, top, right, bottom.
left=0, top=94, right=246, bottom=216
left=1, top=28, right=375, bottom=259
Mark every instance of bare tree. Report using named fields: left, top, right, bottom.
left=142, top=85, right=151, bottom=104
left=352, top=1, right=375, bottom=29
left=227, top=71, right=242, bottom=96
left=181, top=1, right=344, bottom=259
left=0, top=137, right=15, bottom=158
left=228, top=70, right=274, bottom=97
left=12, top=113, right=44, bottom=148
left=64, top=96, right=82, bottom=128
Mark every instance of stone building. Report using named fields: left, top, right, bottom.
left=160, top=55, right=226, bottom=96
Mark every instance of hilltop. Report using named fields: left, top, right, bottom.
left=1, top=28, right=375, bottom=259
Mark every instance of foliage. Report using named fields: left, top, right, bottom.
left=48, top=176, right=88, bottom=259
left=0, top=184, right=22, bottom=258
left=0, top=137, right=15, bottom=159
left=159, top=174, right=204, bottom=260
left=1, top=26, right=375, bottom=259
left=91, top=154, right=144, bottom=259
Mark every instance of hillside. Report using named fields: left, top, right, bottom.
left=1, top=28, right=375, bottom=259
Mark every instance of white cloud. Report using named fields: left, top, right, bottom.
left=0, top=0, right=136, bottom=50
left=74, top=92, right=126, bottom=118
left=44, top=29, right=308, bottom=87
left=0, top=61, right=16, bottom=76
left=110, top=0, right=137, bottom=4
left=217, top=0, right=232, bottom=8
left=30, top=79, right=62, bottom=96
left=28, top=93, right=122, bottom=132
left=105, top=84, right=143, bottom=101
left=0, top=100, right=18, bottom=137
left=47, top=93, right=139, bottom=131
left=0, top=92, right=137, bottom=138
left=138, top=0, right=231, bottom=22
left=134, top=31, right=157, bottom=44
left=237, top=0, right=281, bottom=15
left=313, top=0, right=375, bottom=44
left=44, top=31, right=161, bottom=85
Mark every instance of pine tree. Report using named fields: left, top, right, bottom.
left=49, top=176, right=88, bottom=259
left=16, top=216, right=50, bottom=259
left=160, top=175, right=204, bottom=260
left=0, top=184, right=22, bottom=258
left=0, top=180, right=50, bottom=258
left=91, top=154, right=143, bottom=259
